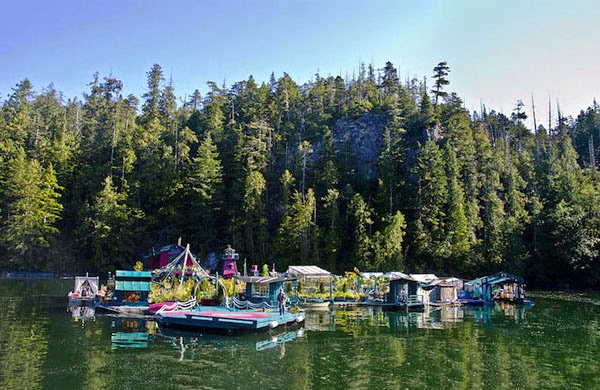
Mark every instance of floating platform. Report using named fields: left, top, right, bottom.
left=156, top=306, right=305, bottom=332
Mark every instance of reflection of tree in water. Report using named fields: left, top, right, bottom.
left=0, top=301, right=48, bottom=389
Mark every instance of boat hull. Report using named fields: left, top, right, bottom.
left=95, top=303, right=149, bottom=315
left=301, top=301, right=331, bottom=309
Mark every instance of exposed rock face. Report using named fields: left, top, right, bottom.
left=332, top=114, right=387, bottom=180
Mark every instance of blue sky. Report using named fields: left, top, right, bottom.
left=1, top=0, right=599, bottom=125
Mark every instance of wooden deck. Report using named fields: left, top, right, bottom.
left=156, top=306, right=305, bottom=332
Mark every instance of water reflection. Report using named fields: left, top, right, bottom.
left=109, top=316, right=156, bottom=349
left=67, top=304, right=96, bottom=325
left=255, top=329, right=304, bottom=353
left=304, top=302, right=529, bottom=334
left=1, top=279, right=594, bottom=389
left=67, top=301, right=531, bottom=352
left=155, top=325, right=305, bottom=361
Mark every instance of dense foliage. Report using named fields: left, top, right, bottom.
left=1, top=62, right=598, bottom=288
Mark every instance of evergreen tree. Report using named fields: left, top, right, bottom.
left=431, top=61, right=450, bottom=106
left=445, top=143, right=470, bottom=267
left=321, top=188, right=341, bottom=272
left=186, top=133, right=223, bottom=251
left=412, top=140, right=449, bottom=267
left=242, top=170, right=267, bottom=259
left=276, top=189, right=316, bottom=266
left=1, top=149, right=63, bottom=269
left=372, top=211, right=407, bottom=271
left=82, top=176, right=142, bottom=271
left=140, top=64, right=164, bottom=124
left=349, top=193, right=373, bottom=270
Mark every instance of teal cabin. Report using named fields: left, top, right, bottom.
left=114, top=270, right=152, bottom=304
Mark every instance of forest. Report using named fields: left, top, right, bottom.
left=0, top=61, right=598, bottom=289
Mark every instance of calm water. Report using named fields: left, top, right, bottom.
left=0, top=280, right=598, bottom=389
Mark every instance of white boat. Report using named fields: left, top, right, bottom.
left=300, top=298, right=331, bottom=309
left=68, top=275, right=99, bottom=304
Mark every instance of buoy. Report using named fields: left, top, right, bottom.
left=270, top=321, right=279, bottom=328
left=296, top=315, right=304, bottom=323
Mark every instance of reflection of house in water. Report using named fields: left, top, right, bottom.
left=496, top=301, right=527, bottom=322
left=304, top=309, right=335, bottom=332
left=68, top=305, right=96, bottom=324
left=110, top=317, right=154, bottom=349
left=414, top=305, right=465, bottom=329
left=387, top=312, right=421, bottom=333
left=461, top=303, right=527, bottom=325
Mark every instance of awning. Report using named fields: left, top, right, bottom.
left=286, top=266, right=332, bottom=278
left=116, top=270, right=152, bottom=279
left=115, top=280, right=151, bottom=292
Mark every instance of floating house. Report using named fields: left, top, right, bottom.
left=421, top=277, right=463, bottom=306
left=461, top=276, right=492, bottom=304
left=97, top=270, right=152, bottom=314
left=155, top=275, right=305, bottom=332
left=409, top=274, right=439, bottom=305
left=464, top=272, right=526, bottom=304
left=236, top=275, right=297, bottom=307
left=384, top=272, right=425, bottom=310
left=487, top=272, right=526, bottom=303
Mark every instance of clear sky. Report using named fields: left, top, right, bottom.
left=2, top=0, right=599, bottom=127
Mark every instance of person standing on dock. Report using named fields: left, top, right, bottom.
left=277, top=288, right=287, bottom=315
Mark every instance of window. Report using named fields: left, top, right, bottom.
left=251, top=283, right=269, bottom=297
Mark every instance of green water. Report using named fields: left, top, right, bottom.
left=0, top=280, right=597, bottom=389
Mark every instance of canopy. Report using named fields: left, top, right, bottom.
left=383, top=271, right=411, bottom=281
left=74, top=276, right=99, bottom=295
left=286, top=266, right=331, bottom=278
left=153, top=244, right=209, bottom=282
left=115, top=280, right=151, bottom=292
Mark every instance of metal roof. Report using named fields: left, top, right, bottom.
left=466, top=272, right=524, bottom=286
left=409, top=274, right=439, bottom=283
left=115, top=280, right=151, bottom=292
left=383, top=271, right=412, bottom=281
left=361, top=272, right=384, bottom=278
left=422, top=277, right=463, bottom=289
left=286, top=266, right=331, bottom=277
left=115, top=270, right=152, bottom=279
left=236, top=276, right=296, bottom=284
